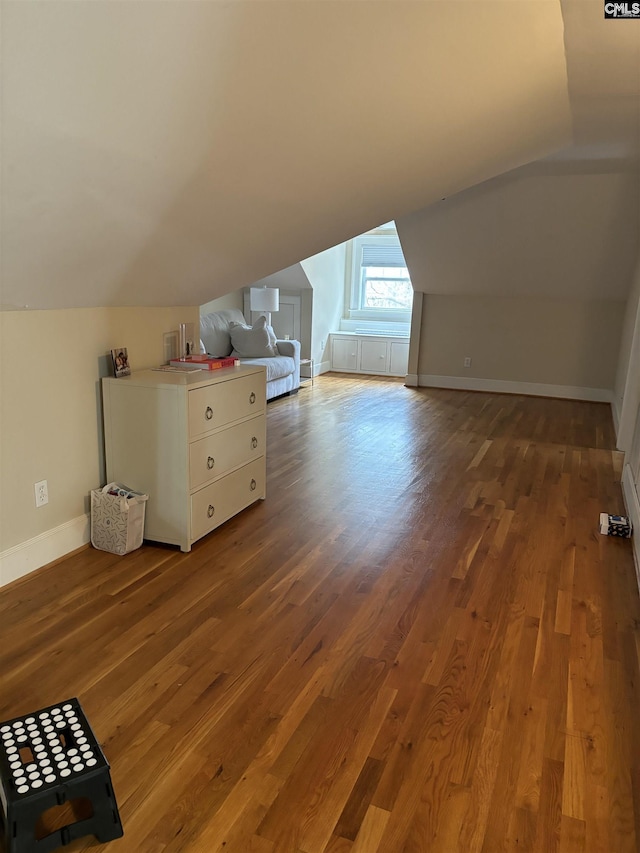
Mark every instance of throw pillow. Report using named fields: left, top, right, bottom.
left=229, top=315, right=278, bottom=358
left=266, top=324, right=278, bottom=349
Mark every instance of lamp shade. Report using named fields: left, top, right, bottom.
left=249, top=286, right=279, bottom=314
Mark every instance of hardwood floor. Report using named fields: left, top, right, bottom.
left=1, top=374, right=639, bottom=852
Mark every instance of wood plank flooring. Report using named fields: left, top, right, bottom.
left=1, top=375, right=639, bottom=852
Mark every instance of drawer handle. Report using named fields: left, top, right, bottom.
left=249, top=392, right=256, bottom=405
left=250, top=479, right=257, bottom=491
left=205, top=406, right=213, bottom=420
left=207, top=456, right=215, bottom=470
left=207, top=504, right=215, bottom=518
left=251, top=436, right=258, bottom=449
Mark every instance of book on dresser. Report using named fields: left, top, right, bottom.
left=101, top=365, right=267, bottom=552
left=169, top=356, right=237, bottom=370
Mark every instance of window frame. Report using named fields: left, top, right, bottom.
left=347, top=234, right=413, bottom=324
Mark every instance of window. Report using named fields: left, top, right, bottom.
left=348, top=233, right=413, bottom=324
left=359, top=245, right=413, bottom=311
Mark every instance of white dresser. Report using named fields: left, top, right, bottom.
left=102, top=365, right=267, bottom=552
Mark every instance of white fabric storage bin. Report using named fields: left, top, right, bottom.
left=91, top=483, right=148, bottom=555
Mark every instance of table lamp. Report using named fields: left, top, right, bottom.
left=249, top=286, right=279, bottom=326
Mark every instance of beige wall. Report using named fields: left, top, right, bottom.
left=615, top=251, right=640, bottom=423
left=301, top=243, right=347, bottom=367
left=398, top=168, right=639, bottom=302
left=615, top=249, right=640, bottom=451
left=396, top=163, right=638, bottom=398
left=0, top=306, right=198, bottom=556
left=418, top=295, right=624, bottom=392
left=614, top=248, right=640, bottom=572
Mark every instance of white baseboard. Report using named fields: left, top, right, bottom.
left=417, top=374, right=613, bottom=404
left=0, top=514, right=90, bottom=588
left=405, top=373, right=419, bottom=387
left=316, top=360, right=331, bottom=375
left=622, top=464, right=640, bottom=594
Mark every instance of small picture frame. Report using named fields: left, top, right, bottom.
left=111, top=347, right=131, bottom=378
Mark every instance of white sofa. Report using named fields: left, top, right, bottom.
left=200, top=308, right=301, bottom=401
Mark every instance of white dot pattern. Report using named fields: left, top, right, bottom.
left=0, top=700, right=107, bottom=797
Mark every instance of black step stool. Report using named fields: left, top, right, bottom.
left=0, top=698, right=123, bottom=852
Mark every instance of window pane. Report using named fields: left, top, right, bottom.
left=362, top=270, right=413, bottom=310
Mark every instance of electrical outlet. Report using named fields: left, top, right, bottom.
left=464, top=357, right=472, bottom=368
left=35, top=479, right=48, bottom=507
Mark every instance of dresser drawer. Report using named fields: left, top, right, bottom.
left=190, top=458, right=265, bottom=541
left=188, top=373, right=266, bottom=439
left=189, top=415, right=266, bottom=490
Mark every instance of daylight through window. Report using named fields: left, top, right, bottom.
left=350, top=237, right=412, bottom=321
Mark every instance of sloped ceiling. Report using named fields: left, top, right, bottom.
left=560, top=0, right=640, bottom=157
left=250, top=265, right=312, bottom=293
left=2, top=0, right=570, bottom=308
left=396, top=0, right=640, bottom=301
left=1, top=0, right=572, bottom=310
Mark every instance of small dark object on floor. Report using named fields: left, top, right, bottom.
left=0, top=698, right=123, bottom=853
left=599, top=512, right=633, bottom=538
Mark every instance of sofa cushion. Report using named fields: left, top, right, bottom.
left=229, top=316, right=278, bottom=358
left=237, top=355, right=295, bottom=383
left=200, top=308, right=245, bottom=357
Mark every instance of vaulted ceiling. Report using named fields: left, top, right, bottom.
left=1, top=0, right=637, bottom=311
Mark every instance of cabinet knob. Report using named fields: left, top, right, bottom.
left=250, top=479, right=257, bottom=491
left=205, top=406, right=213, bottom=420
left=249, top=392, right=256, bottom=405
left=207, top=504, right=215, bottom=518
left=207, top=456, right=215, bottom=469
left=251, top=436, right=258, bottom=449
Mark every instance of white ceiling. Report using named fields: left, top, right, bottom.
left=1, top=0, right=637, bottom=311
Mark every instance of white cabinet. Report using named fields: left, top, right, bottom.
left=390, top=342, right=410, bottom=375
left=102, top=365, right=266, bottom=552
left=330, top=334, right=409, bottom=377
left=360, top=339, right=389, bottom=372
left=330, top=337, right=359, bottom=371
